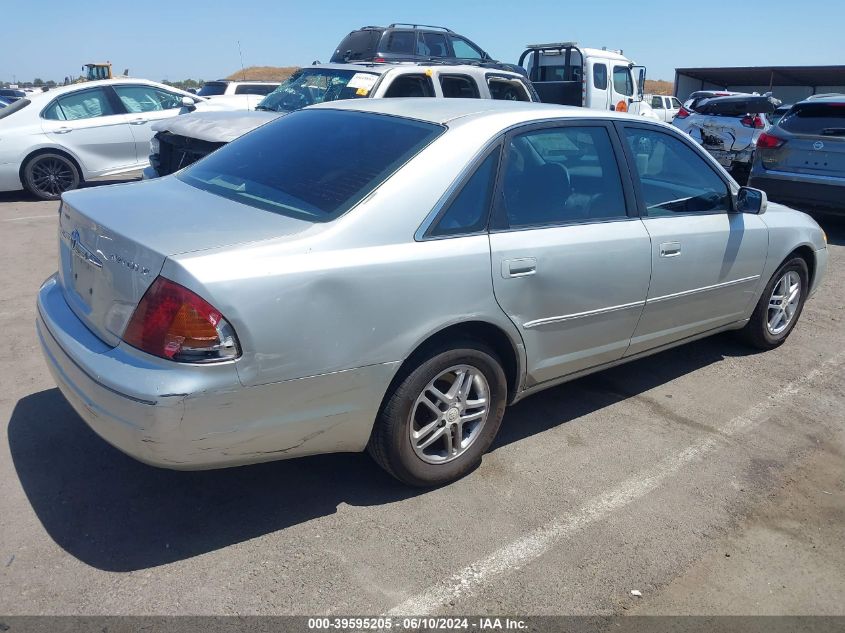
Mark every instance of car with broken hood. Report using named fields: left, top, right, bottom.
left=145, top=62, right=538, bottom=178
left=38, top=99, right=827, bottom=486
left=674, top=93, right=780, bottom=179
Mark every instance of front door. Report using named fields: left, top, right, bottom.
left=610, top=64, right=635, bottom=114
left=111, top=84, right=188, bottom=163
left=489, top=121, right=651, bottom=386
left=617, top=123, right=768, bottom=355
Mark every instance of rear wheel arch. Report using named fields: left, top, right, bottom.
left=384, top=321, right=523, bottom=410
left=20, top=147, right=85, bottom=183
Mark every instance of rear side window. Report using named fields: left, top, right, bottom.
left=235, top=84, right=276, bottom=96
left=440, top=75, right=480, bottom=99
left=179, top=109, right=444, bottom=222
left=779, top=102, right=845, bottom=135
left=385, top=30, right=416, bottom=54
left=593, top=63, right=608, bottom=90
left=42, top=88, right=116, bottom=120
left=197, top=82, right=227, bottom=96
left=623, top=128, right=730, bottom=216
left=651, top=96, right=664, bottom=109
left=489, top=78, right=530, bottom=102
left=420, top=32, right=449, bottom=57
left=429, top=148, right=500, bottom=237
left=502, top=126, right=627, bottom=228
left=384, top=74, right=435, bottom=98
left=612, top=66, right=633, bottom=96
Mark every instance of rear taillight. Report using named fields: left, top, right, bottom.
left=676, top=107, right=690, bottom=119
left=741, top=115, right=766, bottom=129
left=756, top=132, right=786, bottom=149
left=123, top=277, right=240, bottom=363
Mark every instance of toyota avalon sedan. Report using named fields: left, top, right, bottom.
left=37, top=99, right=828, bottom=486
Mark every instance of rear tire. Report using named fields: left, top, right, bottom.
left=740, top=257, right=808, bottom=350
left=368, top=341, right=507, bottom=487
left=22, top=152, right=81, bottom=201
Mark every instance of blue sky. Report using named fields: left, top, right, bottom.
left=2, top=0, right=842, bottom=84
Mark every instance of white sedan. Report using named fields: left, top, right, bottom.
left=0, top=78, right=200, bottom=199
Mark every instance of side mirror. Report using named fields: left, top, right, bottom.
left=180, top=96, right=196, bottom=111
left=736, top=186, right=768, bottom=215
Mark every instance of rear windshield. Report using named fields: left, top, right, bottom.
left=779, top=102, right=845, bottom=135
left=197, top=82, right=227, bottom=96
left=178, top=109, right=444, bottom=222
left=256, top=69, right=378, bottom=113
left=234, top=84, right=277, bottom=96
left=331, top=30, right=382, bottom=62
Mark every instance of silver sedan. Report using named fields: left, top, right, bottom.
left=37, top=99, right=828, bottom=486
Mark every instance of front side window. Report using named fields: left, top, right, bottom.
left=43, top=88, right=115, bottom=121
left=502, top=126, right=627, bottom=228
left=113, top=85, right=182, bottom=112
left=179, top=109, right=444, bottom=222
left=429, top=148, right=500, bottom=237
left=257, top=69, right=377, bottom=112
left=593, top=63, right=608, bottom=90
left=451, top=37, right=483, bottom=60
left=671, top=97, right=683, bottom=109
left=440, top=75, right=480, bottom=99
left=623, top=128, right=730, bottom=216
left=383, top=74, right=435, bottom=98
left=613, top=66, right=633, bottom=97
left=489, top=78, right=530, bottom=102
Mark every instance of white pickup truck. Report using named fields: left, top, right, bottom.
left=519, top=42, right=659, bottom=120
left=646, top=94, right=683, bottom=122
left=194, top=80, right=279, bottom=110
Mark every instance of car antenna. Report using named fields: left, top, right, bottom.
left=237, top=40, right=248, bottom=110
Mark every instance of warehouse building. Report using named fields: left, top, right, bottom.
left=674, top=65, right=845, bottom=103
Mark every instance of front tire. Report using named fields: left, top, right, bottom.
left=740, top=257, right=809, bottom=350
left=22, top=152, right=81, bottom=200
left=368, top=341, right=507, bottom=487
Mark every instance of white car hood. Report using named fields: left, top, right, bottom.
left=151, top=110, right=284, bottom=143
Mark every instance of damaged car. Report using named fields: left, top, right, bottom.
left=145, top=62, right=538, bottom=178
left=674, top=93, right=780, bottom=179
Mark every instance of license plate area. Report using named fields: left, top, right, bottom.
left=70, top=252, right=98, bottom=308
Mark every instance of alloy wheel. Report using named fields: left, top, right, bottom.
left=767, top=270, right=801, bottom=336
left=409, top=365, right=491, bottom=465
left=30, top=156, right=76, bottom=197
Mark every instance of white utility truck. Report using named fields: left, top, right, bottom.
left=519, top=42, right=658, bottom=120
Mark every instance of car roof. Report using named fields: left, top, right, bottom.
left=306, top=62, right=524, bottom=78
left=19, top=78, right=187, bottom=103
left=309, top=97, right=643, bottom=126
left=798, top=94, right=845, bottom=104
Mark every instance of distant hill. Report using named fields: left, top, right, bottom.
left=225, top=66, right=299, bottom=82
left=645, top=79, right=674, bottom=95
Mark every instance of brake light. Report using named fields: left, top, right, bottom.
left=756, top=132, right=785, bottom=149
left=676, top=107, right=691, bottom=119
left=123, top=277, right=240, bottom=362
left=741, top=115, right=766, bottom=129
left=373, top=57, right=386, bottom=63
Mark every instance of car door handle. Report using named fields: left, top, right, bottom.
left=129, top=118, right=148, bottom=125
left=659, top=242, right=682, bottom=258
left=502, top=258, right=537, bottom=278
left=54, top=127, right=72, bottom=134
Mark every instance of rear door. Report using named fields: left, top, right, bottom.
left=112, top=84, right=188, bottom=162
left=617, top=123, right=768, bottom=354
left=41, top=86, right=136, bottom=174
left=772, top=101, right=845, bottom=176
left=489, top=121, right=651, bottom=386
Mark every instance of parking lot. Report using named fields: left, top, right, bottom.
left=0, top=179, right=843, bottom=616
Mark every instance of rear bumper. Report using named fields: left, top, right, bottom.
left=36, top=274, right=397, bottom=470
left=750, top=170, right=845, bottom=213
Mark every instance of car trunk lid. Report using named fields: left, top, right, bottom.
left=766, top=101, right=845, bottom=176
left=58, top=177, right=314, bottom=347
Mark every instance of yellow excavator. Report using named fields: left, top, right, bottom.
left=74, top=63, right=129, bottom=83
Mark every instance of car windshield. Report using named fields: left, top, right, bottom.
left=197, top=82, right=227, bottom=96
left=779, top=102, right=845, bottom=135
left=178, top=109, right=444, bottom=222
left=255, top=69, right=377, bottom=113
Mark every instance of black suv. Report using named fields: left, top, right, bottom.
left=331, top=24, right=507, bottom=68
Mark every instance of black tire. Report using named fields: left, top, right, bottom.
left=22, top=152, right=81, bottom=201
left=740, top=257, right=809, bottom=350
left=368, top=341, right=508, bottom=487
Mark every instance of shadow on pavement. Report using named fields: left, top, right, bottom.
left=8, top=333, right=757, bottom=572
